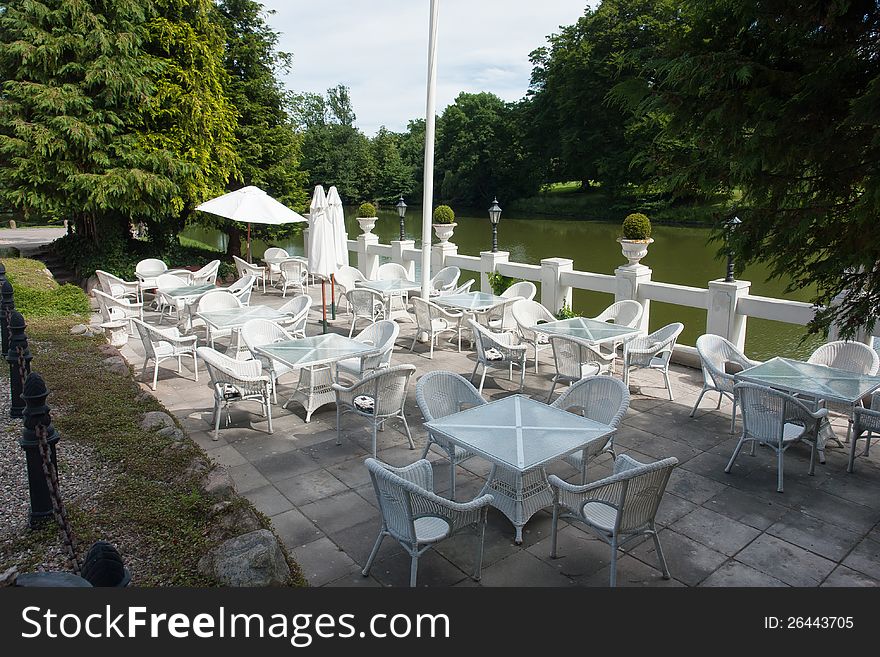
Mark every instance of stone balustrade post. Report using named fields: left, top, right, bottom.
left=614, top=264, right=652, bottom=333
left=391, top=240, right=416, bottom=280
left=480, top=251, right=509, bottom=293
left=707, top=279, right=751, bottom=350
left=357, top=233, right=380, bottom=279
left=540, top=258, right=573, bottom=314
left=432, top=241, right=457, bottom=280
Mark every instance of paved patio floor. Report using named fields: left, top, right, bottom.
left=115, top=284, right=880, bottom=587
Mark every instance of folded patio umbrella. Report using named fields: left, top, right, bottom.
left=195, top=186, right=307, bottom=262
left=326, top=186, right=349, bottom=268
left=308, top=185, right=338, bottom=332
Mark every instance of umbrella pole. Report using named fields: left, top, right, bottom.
left=247, top=223, right=252, bottom=263
left=330, top=274, right=336, bottom=320
left=321, top=279, right=328, bottom=334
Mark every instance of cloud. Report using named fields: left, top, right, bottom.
left=261, top=0, right=590, bottom=135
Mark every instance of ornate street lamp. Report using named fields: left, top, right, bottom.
left=488, top=197, right=502, bottom=253
left=725, top=215, right=742, bottom=282
left=396, top=196, right=407, bottom=241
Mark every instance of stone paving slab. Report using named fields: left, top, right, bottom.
left=112, top=283, right=880, bottom=587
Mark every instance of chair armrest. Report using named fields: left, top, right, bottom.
left=415, top=492, right=495, bottom=533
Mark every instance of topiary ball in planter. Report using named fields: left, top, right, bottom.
left=356, top=202, right=378, bottom=234
left=432, top=205, right=457, bottom=243
left=618, top=212, right=654, bottom=266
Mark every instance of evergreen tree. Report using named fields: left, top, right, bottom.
left=371, top=127, right=413, bottom=205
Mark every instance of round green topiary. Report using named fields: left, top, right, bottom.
left=357, top=202, right=377, bottom=218
left=432, top=205, right=455, bottom=224
left=622, top=212, right=652, bottom=240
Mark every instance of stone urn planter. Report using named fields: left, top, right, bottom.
left=357, top=216, right=377, bottom=234
left=617, top=237, right=654, bottom=267
left=433, top=222, right=457, bottom=243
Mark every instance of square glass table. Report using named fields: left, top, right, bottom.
left=425, top=394, right=614, bottom=543
left=357, top=279, right=421, bottom=322
left=163, top=283, right=215, bottom=300
left=196, top=305, right=289, bottom=354
left=434, top=291, right=508, bottom=312
left=254, top=333, right=377, bottom=422
left=532, top=316, right=641, bottom=345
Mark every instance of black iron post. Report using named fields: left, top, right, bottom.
left=1, top=279, right=14, bottom=358
left=19, top=372, right=60, bottom=527
left=7, top=310, right=31, bottom=418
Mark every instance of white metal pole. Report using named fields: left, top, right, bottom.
left=420, top=0, right=440, bottom=300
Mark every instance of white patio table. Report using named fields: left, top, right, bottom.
left=531, top=316, right=641, bottom=345
left=357, top=278, right=421, bottom=323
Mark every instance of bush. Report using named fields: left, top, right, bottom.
left=4, top=258, right=90, bottom=318
left=622, top=212, right=652, bottom=240
left=432, top=205, right=455, bottom=224
left=555, top=302, right=581, bottom=320
left=487, top=271, right=520, bottom=297
left=357, top=202, right=377, bottom=218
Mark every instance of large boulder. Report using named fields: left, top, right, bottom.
left=199, top=530, right=290, bottom=587
left=140, top=411, right=175, bottom=432
left=103, top=356, right=129, bottom=376
left=201, top=465, right=235, bottom=499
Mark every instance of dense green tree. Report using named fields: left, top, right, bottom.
left=398, top=118, right=426, bottom=203
left=0, top=0, right=188, bottom=241
left=370, top=127, right=414, bottom=204
left=627, top=0, right=880, bottom=336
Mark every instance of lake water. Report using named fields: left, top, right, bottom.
left=181, top=208, right=821, bottom=360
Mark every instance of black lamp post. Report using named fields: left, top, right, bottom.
left=725, top=215, right=742, bottom=282
left=488, top=197, right=502, bottom=252
left=396, top=196, right=407, bottom=241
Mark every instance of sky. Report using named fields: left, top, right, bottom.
left=260, top=0, right=592, bottom=136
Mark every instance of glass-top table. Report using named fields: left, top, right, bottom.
left=254, top=333, right=377, bottom=422
left=735, top=357, right=880, bottom=405
left=163, top=283, right=215, bottom=299
left=425, top=394, right=614, bottom=543
left=357, top=279, right=420, bottom=322
left=197, top=305, right=288, bottom=331
left=532, top=316, right=641, bottom=345
left=434, top=291, right=508, bottom=312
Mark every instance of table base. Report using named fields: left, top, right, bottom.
left=285, top=365, right=336, bottom=422
left=482, top=465, right=554, bottom=544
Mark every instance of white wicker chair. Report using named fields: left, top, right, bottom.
left=240, top=319, right=295, bottom=404
left=485, top=296, right=524, bottom=332
left=725, top=383, right=828, bottom=492
left=551, top=375, right=630, bottom=484
left=547, top=334, right=616, bottom=402
left=443, top=278, right=474, bottom=296
left=333, top=265, right=367, bottom=313
left=849, top=395, right=880, bottom=473
left=233, top=255, right=267, bottom=293
left=623, top=322, right=684, bottom=400
left=362, top=458, right=494, bottom=587
left=333, top=364, right=416, bottom=456
left=93, top=289, right=143, bottom=334
left=591, top=300, right=644, bottom=328
left=468, top=319, right=527, bottom=394
left=278, top=295, right=311, bottom=337
left=135, top=258, right=168, bottom=300
left=187, top=259, right=220, bottom=286
left=377, top=262, right=411, bottom=281
left=280, top=259, right=309, bottom=298
left=691, top=334, right=760, bottom=432
left=263, top=247, right=289, bottom=284
left=95, top=270, right=140, bottom=301
left=549, top=454, right=679, bottom=587
left=416, top=371, right=486, bottom=496
left=429, top=266, right=460, bottom=296
left=227, top=274, right=256, bottom=306
left=501, top=281, right=536, bottom=301
left=132, top=319, right=198, bottom=390
left=337, top=320, right=399, bottom=381
left=345, top=288, right=386, bottom=337
left=411, top=296, right=464, bottom=358
left=512, top=298, right=555, bottom=372
left=189, top=290, right=240, bottom=347
left=197, top=346, right=272, bottom=440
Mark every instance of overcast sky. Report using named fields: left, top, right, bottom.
left=261, top=0, right=591, bottom=136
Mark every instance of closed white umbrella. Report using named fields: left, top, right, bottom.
left=326, top=186, right=349, bottom=268
left=307, top=185, right=337, bottom=331
left=195, top=185, right=307, bottom=262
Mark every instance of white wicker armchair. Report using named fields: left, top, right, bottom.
left=512, top=298, right=556, bottom=372
left=442, top=278, right=474, bottom=296
left=132, top=319, right=198, bottom=390
left=468, top=319, right=527, bottom=394
left=411, top=297, right=464, bottom=357
left=428, top=266, right=460, bottom=296
left=96, top=270, right=140, bottom=301
left=726, top=383, right=828, bottom=492
left=416, top=371, right=486, bottom=497
left=362, top=458, right=494, bottom=587
left=333, top=265, right=367, bottom=313
left=197, top=346, right=273, bottom=440
left=623, top=322, right=684, bottom=400
left=549, top=454, right=679, bottom=587
left=485, top=296, right=524, bottom=333
left=501, top=281, right=536, bottom=301
left=233, top=255, right=266, bottom=293
left=345, top=288, right=386, bottom=337
left=337, top=320, right=399, bottom=381
left=263, top=247, right=289, bottom=284
left=189, top=290, right=240, bottom=347
left=93, top=289, right=143, bottom=333
left=227, top=274, right=256, bottom=306
left=849, top=395, right=880, bottom=473
left=333, top=364, right=416, bottom=456
left=186, top=259, right=220, bottom=286
left=591, top=300, right=644, bottom=327
left=135, top=258, right=168, bottom=299
left=278, top=295, right=311, bottom=337
left=551, top=375, right=630, bottom=484
left=547, top=334, right=616, bottom=402
left=376, top=262, right=411, bottom=281
left=280, top=259, right=309, bottom=298
left=240, top=319, right=295, bottom=404
left=691, top=334, right=760, bottom=432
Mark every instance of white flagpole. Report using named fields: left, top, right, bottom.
left=420, top=0, right=440, bottom=300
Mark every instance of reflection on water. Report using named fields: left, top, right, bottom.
left=180, top=208, right=821, bottom=360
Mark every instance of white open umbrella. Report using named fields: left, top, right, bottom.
left=195, top=185, right=307, bottom=262
left=308, top=185, right=337, bottom=331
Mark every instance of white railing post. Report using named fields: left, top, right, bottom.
left=615, top=264, right=652, bottom=333
left=357, top=233, right=379, bottom=279
left=707, top=279, right=751, bottom=350
left=391, top=239, right=416, bottom=280
left=432, top=241, right=457, bottom=280
left=540, top=257, right=573, bottom=314
left=480, top=251, right=509, bottom=293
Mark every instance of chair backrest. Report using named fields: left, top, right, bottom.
left=132, top=319, right=158, bottom=359
left=355, top=364, right=416, bottom=417
left=279, top=295, right=311, bottom=335
left=156, top=273, right=189, bottom=292
left=411, top=296, right=441, bottom=334
left=430, top=266, right=460, bottom=294
left=346, top=288, right=383, bottom=318
left=232, top=255, right=261, bottom=277
left=808, top=340, right=879, bottom=375
left=491, top=296, right=524, bottom=331
left=502, top=281, right=536, bottom=301
left=448, top=278, right=475, bottom=295
left=197, top=345, right=265, bottom=395
left=227, top=275, right=255, bottom=305
left=191, top=259, right=220, bottom=285
left=263, top=247, right=289, bottom=261
left=629, top=323, right=684, bottom=364
left=551, top=375, right=630, bottom=427
left=365, top=457, right=433, bottom=545
left=695, top=333, right=751, bottom=389
left=135, top=259, right=167, bottom=280
left=281, top=258, right=308, bottom=282
left=549, top=334, right=607, bottom=380
left=376, top=262, right=409, bottom=281
left=92, top=289, right=129, bottom=322
left=512, top=299, right=556, bottom=340
left=353, top=319, right=399, bottom=369
left=735, top=382, right=815, bottom=444
left=95, top=270, right=129, bottom=297
left=611, top=456, right=678, bottom=533
left=468, top=319, right=515, bottom=364
left=196, top=290, right=241, bottom=313
left=416, top=370, right=486, bottom=422
left=240, top=318, right=293, bottom=353
left=334, top=265, right=366, bottom=293
left=593, top=300, right=643, bottom=328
